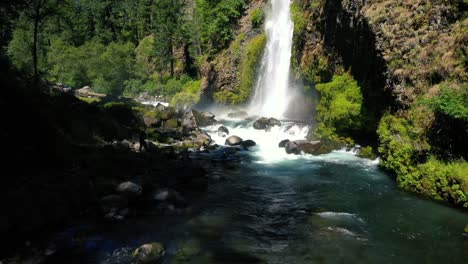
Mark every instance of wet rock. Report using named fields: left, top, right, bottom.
left=217, top=125, right=230, bottom=137
left=295, top=140, right=322, bottom=155
left=225, top=135, right=243, bottom=146
left=268, top=118, right=281, bottom=127
left=285, top=141, right=300, bottom=154
left=116, top=181, right=143, bottom=197
left=284, top=140, right=322, bottom=155
left=278, top=139, right=290, bottom=148
left=192, top=109, right=216, bottom=126
left=240, top=139, right=256, bottom=150
left=253, top=117, right=282, bottom=130
left=132, top=242, right=165, bottom=263
left=253, top=117, right=270, bottom=130
left=227, top=111, right=248, bottom=118
left=223, top=147, right=239, bottom=155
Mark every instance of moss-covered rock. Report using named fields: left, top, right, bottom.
left=357, top=146, right=377, bottom=160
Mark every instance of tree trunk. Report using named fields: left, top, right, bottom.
left=33, top=2, right=41, bottom=81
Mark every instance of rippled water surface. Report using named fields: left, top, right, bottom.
left=47, top=119, right=468, bottom=264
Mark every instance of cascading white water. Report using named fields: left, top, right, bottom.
left=250, top=0, right=294, bottom=119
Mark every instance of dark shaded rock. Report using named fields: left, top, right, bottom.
left=295, top=140, right=322, bottom=155
left=153, top=188, right=186, bottom=207
left=285, top=141, right=300, bottom=154
left=253, top=117, right=270, bottom=130
left=100, top=195, right=128, bottom=219
left=116, top=181, right=142, bottom=197
left=217, top=126, right=230, bottom=137
left=279, top=139, right=290, bottom=148
left=284, top=140, right=322, bottom=155
left=132, top=242, right=165, bottom=263
left=240, top=139, right=256, bottom=149
left=268, top=118, right=281, bottom=127
left=192, top=109, right=216, bottom=127
left=253, top=117, right=282, bottom=130
left=227, top=111, right=248, bottom=118
left=225, top=135, right=243, bottom=146
left=112, top=140, right=130, bottom=151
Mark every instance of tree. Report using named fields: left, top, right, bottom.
left=22, top=0, right=60, bottom=80
left=152, top=0, right=185, bottom=77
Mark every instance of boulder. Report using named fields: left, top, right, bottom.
left=253, top=117, right=282, bottom=130
left=240, top=139, right=256, bottom=149
left=285, top=141, right=300, bottom=155
left=192, top=109, right=216, bottom=127
left=181, top=110, right=198, bottom=132
left=295, top=140, right=322, bottom=155
left=112, top=140, right=130, bottom=151
left=155, top=104, right=176, bottom=120
left=278, top=139, right=290, bottom=148
left=193, top=133, right=212, bottom=147
left=116, top=181, right=142, bottom=197
left=132, top=242, right=165, bottom=263
left=163, top=118, right=179, bottom=129
left=217, top=126, right=229, bottom=137
left=268, top=118, right=281, bottom=127
left=253, top=117, right=270, bottom=130
left=225, top=135, right=243, bottom=146
left=284, top=140, right=322, bottom=155
left=227, top=111, right=248, bottom=118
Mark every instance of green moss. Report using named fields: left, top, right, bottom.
left=77, top=96, right=100, bottom=104
left=291, top=1, right=307, bottom=38
left=250, top=8, right=264, bottom=29
left=214, top=33, right=266, bottom=104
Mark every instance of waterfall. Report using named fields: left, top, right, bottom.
left=250, top=0, right=294, bottom=119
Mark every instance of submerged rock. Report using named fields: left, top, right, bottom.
left=225, top=135, right=243, bottom=146
left=223, top=147, right=239, bottom=155
left=240, top=139, right=256, bottom=149
left=132, top=242, right=165, bottom=263
left=217, top=125, right=230, bottom=137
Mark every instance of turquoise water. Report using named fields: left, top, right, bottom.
left=44, top=119, right=468, bottom=263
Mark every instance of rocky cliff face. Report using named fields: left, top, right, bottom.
left=199, top=0, right=266, bottom=105
left=294, top=0, right=466, bottom=109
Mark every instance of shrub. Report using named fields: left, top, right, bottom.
left=315, top=73, right=363, bottom=134
left=171, top=80, right=202, bottom=108
left=425, top=84, right=468, bottom=120
left=250, top=8, right=264, bottom=28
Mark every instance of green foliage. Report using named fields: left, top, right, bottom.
left=425, top=85, right=468, bottom=120
left=214, top=33, right=266, bottom=104
left=315, top=73, right=363, bottom=134
left=302, top=54, right=332, bottom=84
left=171, top=80, right=202, bottom=108
left=197, top=0, right=246, bottom=55
left=47, top=39, right=135, bottom=95
left=250, top=8, right=264, bottom=29
left=416, top=157, right=468, bottom=207
left=357, top=146, right=377, bottom=160
left=291, top=1, right=307, bottom=37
